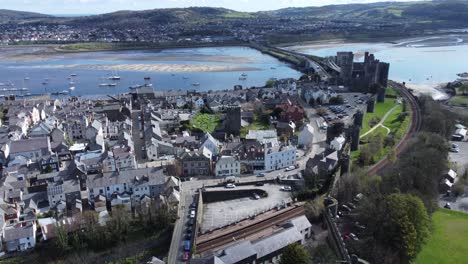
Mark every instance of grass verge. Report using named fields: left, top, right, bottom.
left=414, top=209, right=468, bottom=264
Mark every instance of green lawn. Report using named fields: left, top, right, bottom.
left=361, top=99, right=398, bottom=135
left=448, top=95, right=468, bottom=107
left=190, top=113, right=221, bottom=133
left=414, top=209, right=468, bottom=264
left=352, top=96, right=411, bottom=166
left=385, top=87, right=398, bottom=97
left=240, top=114, right=271, bottom=137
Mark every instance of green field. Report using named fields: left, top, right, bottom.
left=361, top=98, right=398, bottom=135
left=414, top=209, right=468, bottom=264
left=190, top=113, right=221, bottom=133
left=448, top=96, right=468, bottom=107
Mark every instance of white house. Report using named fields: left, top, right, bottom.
left=298, top=124, right=314, bottom=148
left=193, top=97, right=205, bottom=109
left=330, top=135, right=346, bottom=151
left=3, top=221, right=37, bottom=252
left=200, top=132, right=221, bottom=157
left=264, top=144, right=296, bottom=172
left=215, top=156, right=241, bottom=177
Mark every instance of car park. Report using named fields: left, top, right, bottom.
left=225, top=183, right=236, bottom=188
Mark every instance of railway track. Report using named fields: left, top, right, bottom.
left=367, top=81, right=422, bottom=175
left=196, top=205, right=305, bottom=253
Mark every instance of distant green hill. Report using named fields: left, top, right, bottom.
left=265, top=1, right=468, bottom=23
left=0, top=9, right=50, bottom=23
left=66, top=7, right=255, bottom=28
left=1, top=1, right=468, bottom=30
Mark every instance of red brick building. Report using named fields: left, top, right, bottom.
left=276, top=99, right=305, bottom=123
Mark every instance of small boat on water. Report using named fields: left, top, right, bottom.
left=69, top=82, right=75, bottom=85
left=192, top=82, right=200, bottom=87
left=144, top=76, right=151, bottom=80
left=24, top=77, right=30, bottom=80
left=70, top=73, right=77, bottom=77
left=171, top=74, right=176, bottom=76
left=183, top=76, right=189, bottom=80
left=99, top=83, right=110, bottom=87
left=270, top=67, right=276, bottom=70
left=129, top=84, right=142, bottom=90
left=108, top=76, right=121, bottom=80
left=69, top=87, right=75, bottom=91
left=239, top=77, right=247, bottom=80
left=241, top=73, right=248, bottom=77
left=108, top=83, right=117, bottom=87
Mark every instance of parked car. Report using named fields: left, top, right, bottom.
left=253, top=193, right=260, bottom=200
left=450, top=143, right=460, bottom=153
left=225, top=183, right=236, bottom=189
left=184, top=240, right=191, bottom=251
left=187, top=219, right=194, bottom=226
left=255, top=182, right=265, bottom=186
left=281, top=186, right=292, bottom=191
left=285, top=166, right=295, bottom=171
left=189, top=209, right=196, bottom=219
left=257, top=173, right=265, bottom=177
left=183, top=251, right=190, bottom=261
left=349, top=233, right=359, bottom=241
left=444, top=202, right=452, bottom=209
left=340, top=204, right=352, bottom=212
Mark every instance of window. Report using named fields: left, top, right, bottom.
left=107, top=187, right=110, bottom=191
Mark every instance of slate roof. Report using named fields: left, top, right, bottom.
left=10, top=137, right=49, bottom=154
left=252, top=227, right=303, bottom=258
left=3, top=222, right=35, bottom=241
left=219, top=241, right=256, bottom=263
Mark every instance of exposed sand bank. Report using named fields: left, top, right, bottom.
left=9, top=63, right=261, bottom=73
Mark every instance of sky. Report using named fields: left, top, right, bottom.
left=1, top=0, right=422, bottom=14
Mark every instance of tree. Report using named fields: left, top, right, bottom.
left=55, top=223, right=70, bottom=252
left=358, top=193, right=430, bottom=262
left=265, top=79, right=276, bottom=88
left=304, top=197, right=324, bottom=221
left=279, top=243, right=312, bottom=264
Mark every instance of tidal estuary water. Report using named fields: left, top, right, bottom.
left=287, top=34, right=468, bottom=100
left=0, top=46, right=301, bottom=97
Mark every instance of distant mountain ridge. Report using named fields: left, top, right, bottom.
left=1, top=1, right=468, bottom=26
left=0, top=9, right=51, bottom=22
